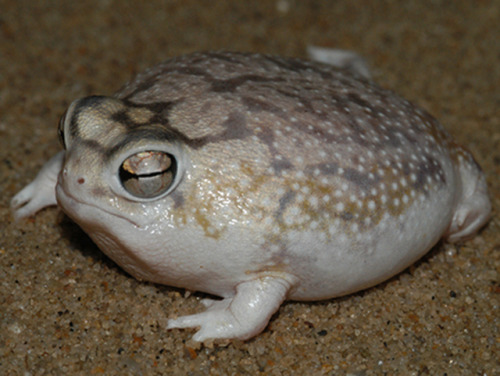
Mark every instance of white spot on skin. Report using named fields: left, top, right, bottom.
left=309, top=196, right=318, bottom=206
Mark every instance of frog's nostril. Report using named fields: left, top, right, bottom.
left=77, top=177, right=85, bottom=184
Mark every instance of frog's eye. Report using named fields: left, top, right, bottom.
left=58, top=110, right=68, bottom=149
left=119, top=151, right=176, bottom=199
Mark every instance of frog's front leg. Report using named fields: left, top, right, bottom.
left=167, top=275, right=294, bottom=342
left=11, top=151, right=64, bottom=220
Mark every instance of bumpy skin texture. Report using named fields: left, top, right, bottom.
left=11, top=51, right=491, bottom=342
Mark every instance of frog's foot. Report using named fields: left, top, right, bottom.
left=11, top=151, right=64, bottom=221
left=446, top=176, right=491, bottom=243
left=445, top=154, right=491, bottom=243
left=167, top=275, right=294, bottom=342
left=307, top=46, right=371, bottom=80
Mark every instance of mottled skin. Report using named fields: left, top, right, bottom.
left=12, top=51, right=491, bottom=342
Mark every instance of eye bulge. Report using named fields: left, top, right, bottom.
left=58, top=110, right=68, bottom=149
left=119, top=150, right=176, bottom=199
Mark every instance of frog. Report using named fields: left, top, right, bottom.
left=11, top=50, right=491, bottom=342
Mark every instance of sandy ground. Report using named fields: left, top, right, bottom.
left=1, top=1, right=498, bottom=375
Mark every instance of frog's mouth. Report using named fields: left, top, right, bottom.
left=55, top=183, right=142, bottom=228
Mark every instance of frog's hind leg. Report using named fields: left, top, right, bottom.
left=307, top=46, right=371, bottom=80
left=167, top=275, right=295, bottom=342
left=445, top=151, right=491, bottom=243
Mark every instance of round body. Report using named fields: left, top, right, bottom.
left=54, top=51, right=490, bottom=302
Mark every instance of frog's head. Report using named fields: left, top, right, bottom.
left=55, top=95, right=187, bottom=231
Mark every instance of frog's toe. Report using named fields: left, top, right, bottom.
left=11, top=182, right=56, bottom=220
left=11, top=151, right=64, bottom=221
left=167, top=275, right=293, bottom=342
left=167, top=304, right=242, bottom=341
left=199, top=297, right=227, bottom=308
left=11, top=183, right=44, bottom=220
left=11, top=184, right=34, bottom=210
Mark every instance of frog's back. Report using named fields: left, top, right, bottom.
left=112, top=51, right=489, bottom=299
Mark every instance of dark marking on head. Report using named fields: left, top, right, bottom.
left=112, top=100, right=177, bottom=127
left=97, top=97, right=236, bottom=152
left=134, top=100, right=177, bottom=116
left=111, top=110, right=131, bottom=126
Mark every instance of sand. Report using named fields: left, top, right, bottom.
left=1, top=1, right=498, bottom=374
